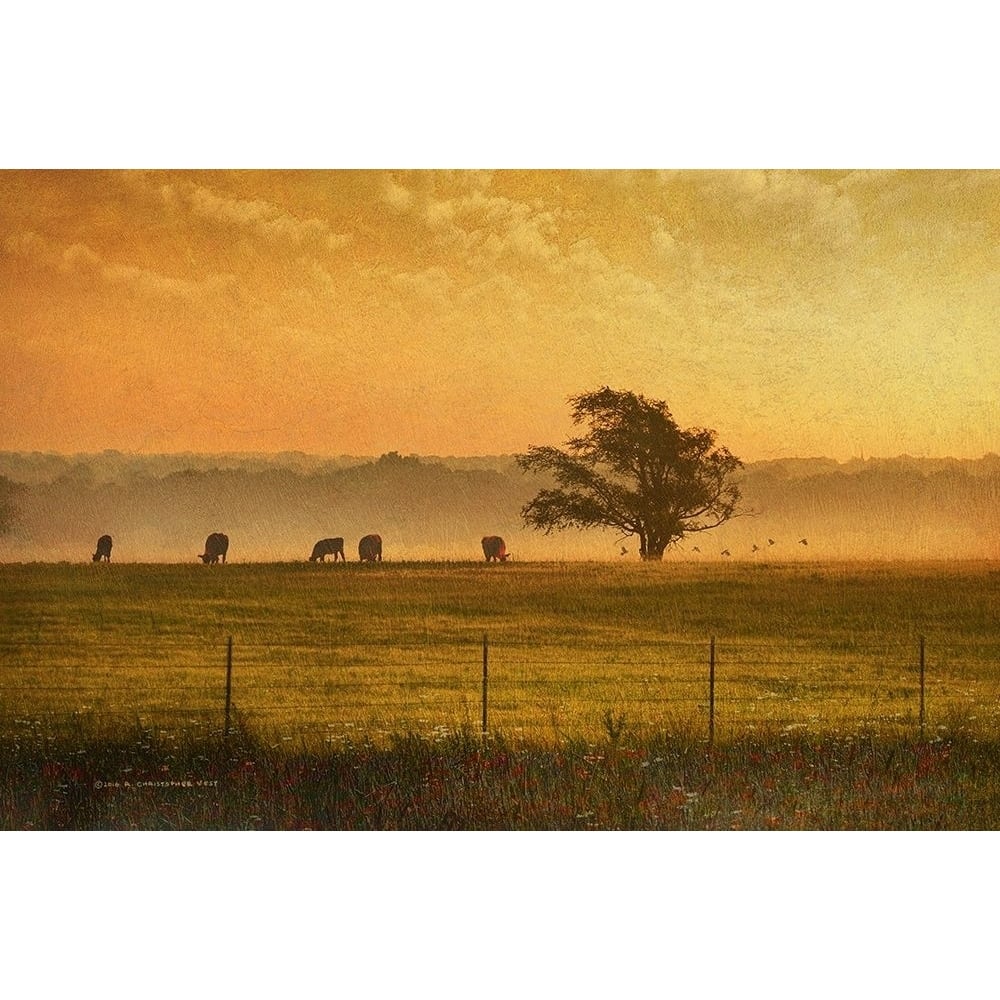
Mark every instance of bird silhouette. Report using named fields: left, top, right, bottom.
left=799, top=538, right=808, bottom=545
left=721, top=549, right=731, bottom=556
left=767, top=538, right=775, bottom=546
left=752, top=544, right=760, bottom=553
left=620, top=546, right=628, bottom=556
left=691, top=546, right=701, bottom=553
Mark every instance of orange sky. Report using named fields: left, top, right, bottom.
left=2, top=169, right=998, bottom=461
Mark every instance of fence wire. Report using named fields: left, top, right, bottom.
left=1, top=634, right=999, bottom=743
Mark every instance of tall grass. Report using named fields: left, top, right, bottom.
left=3, top=722, right=998, bottom=830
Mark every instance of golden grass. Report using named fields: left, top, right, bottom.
left=2, top=560, right=998, bottom=746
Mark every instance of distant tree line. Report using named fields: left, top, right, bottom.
left=0, top=475, right=16, bottom=536
left=0, top=453, right=543, bottom=561
left=0, top=450, right=998, bottom=561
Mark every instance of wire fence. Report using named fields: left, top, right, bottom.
left=2, top=631, right=999, bottom=744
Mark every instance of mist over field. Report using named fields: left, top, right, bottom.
left=0, top=450, right=998, bottom=563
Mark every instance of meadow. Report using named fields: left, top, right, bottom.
left=2, top=559, right=999, bottom=828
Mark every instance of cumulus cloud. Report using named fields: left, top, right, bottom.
left=382, top=177, right=413, bottom=211
left=5, top=231, right=92, bottom=272
left=377, top=174, right=566, bottom=268
left=654, top=170, right=862, bottom=255
left=649, top=218, right=678, bottom=257
left=159, top=181, right=353, bottom=253
left=2, top=230, right=48, bottom=260
left=105, top=263, right=237, bottom=302
left=304, top=259, right=338, bottom=299
left=4, top=228, right=234, bottom=304
left=61, top=242, right=103, bottom=273
left=391, top=266, right=455, bottom=306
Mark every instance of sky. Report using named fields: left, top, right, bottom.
left=2, top=168, right=998, bottom=463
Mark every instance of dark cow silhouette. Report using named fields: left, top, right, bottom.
left=481, top=535, right=509, bottom=562
left=358, top=534, right=382, bottom=562
left=199, top=532, right=229, bottom=564
left=309, top=537, right=345, bottom=562
left=92, top=535, right=113, bottom=562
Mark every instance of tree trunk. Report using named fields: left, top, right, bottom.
left=641, top=529, right=668, bottom=560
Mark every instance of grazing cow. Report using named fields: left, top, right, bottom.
left=309, top=537, right=345, bottom=562
left=358, top=534, right=382, bottom=563
left=199, top=532, right=229, bottom=564
left=481, top=535, right=509, bottom=563
left=92, top=534, right=113, bottom=562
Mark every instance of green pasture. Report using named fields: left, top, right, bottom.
left=1, top=560, right=998, bottom=745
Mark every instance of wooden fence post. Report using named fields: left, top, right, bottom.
left=224, top=636, right=233, bottom=739
left=708, top=636, right=716, bottom=746
left=482, top=632, right=489, bottom=734
left=919, top=635, right=925, bottom=739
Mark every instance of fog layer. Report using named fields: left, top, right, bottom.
left=1, top=451, right=998, bottom=562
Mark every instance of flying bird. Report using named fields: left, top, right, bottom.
left=620, top=546, right=628, bottom=556
left=721, top=549, right=731, bottom=557
left=691, top=546, right=701, bottom=553
left=767, top=538, right=775, bottom=546
left=799, top=538, right=808, bottom=545
left=752, top=544, right=760, bottom=553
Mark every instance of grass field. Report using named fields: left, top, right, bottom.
left=2, top=559, right=999, bottom=744
left=3, top=559, right=999, bottom=829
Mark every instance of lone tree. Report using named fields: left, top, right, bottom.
left=516, top=387, right=745, bottom=560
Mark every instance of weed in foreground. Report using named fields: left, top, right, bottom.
left=2, top=723, right=998, bottom=830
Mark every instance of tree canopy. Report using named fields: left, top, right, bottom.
left=516, top=387, right=744, bottom=560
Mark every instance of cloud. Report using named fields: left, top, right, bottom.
left=649, top=218, right=678, bottom=257
left=61, top=242, right=103, bottom=274
left=382, top=177, right=413, bottom=212
left=105, top=262, right=237, bottom=302
left=6, top=170, right=997, bottom=460
left=162, top=181, right=353, bottom=253
left=378, top=174, right=565, bottom=267
left=5, top=230, right=95, bottom=272
left=563, top=238, right=671, bottom=319
left=303, top=259, right=338, bottom=299
left=5, top=228, right=234, bottom=303
left=2, top=230, right=48, bottom=260
left=654, top=170, right=862, bottom=256
left=390, top=266, right=455, bottom=306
